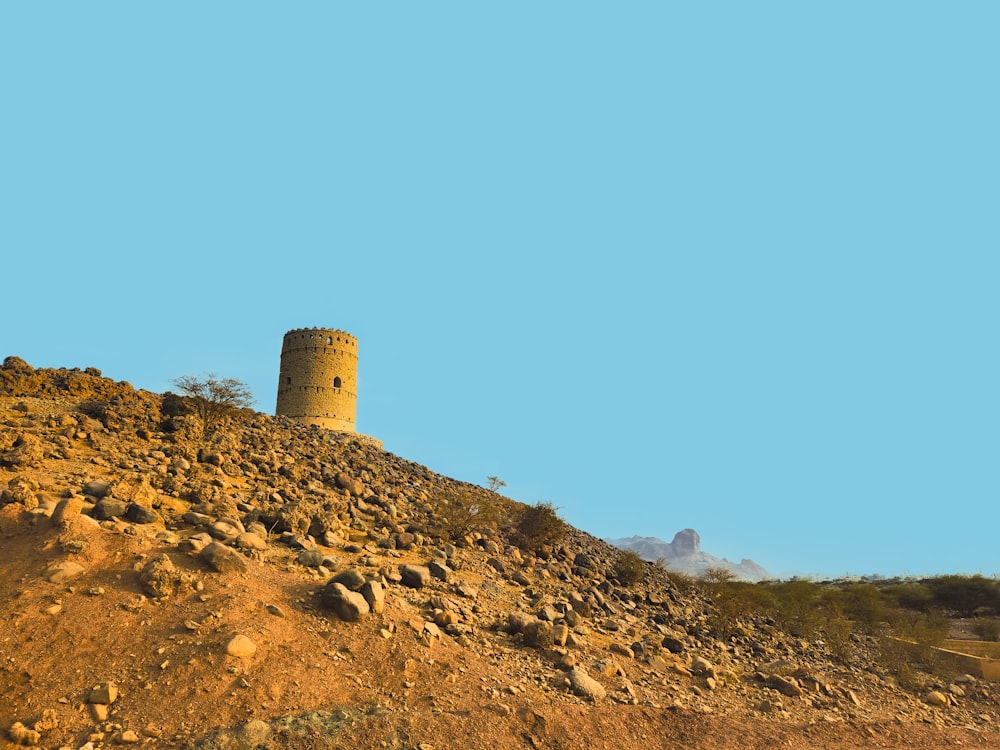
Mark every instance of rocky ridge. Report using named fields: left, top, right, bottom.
left=0, top=356, right=997, bottom=750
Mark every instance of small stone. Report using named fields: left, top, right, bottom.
left=88, top=682, right=119, bottom=704
left=225, top=634, right=257, bottom=658
left=8, top=722, right=41, bottom=745
left=45, top=561, right=85, bottom=584
left=925, top=690, right=949, bottom=707
left=567, top=667, right=606, bottom=701
left=399, top=564, right=431, bottom=589
left=90, top=703, right=110, bottom=721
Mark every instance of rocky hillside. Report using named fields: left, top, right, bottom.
left=1, top=356, right=997, bottom=750
left=608, top=530, right=771, bottom=582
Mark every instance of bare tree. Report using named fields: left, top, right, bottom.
left=171, top=373, right=254, bottom=436
left=486, top=475, right=507, bottom=494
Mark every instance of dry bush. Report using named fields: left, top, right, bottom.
left=660, top=566, right=700, bottom=594
left=704, top=576, right=777, bottom=638
left=612, top=549, right=646, bottom=586
left=513, top=501, right=566, bottom=552
left=430, top=488, right=502, bottom=542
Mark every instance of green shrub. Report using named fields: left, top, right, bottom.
left=612, top=549, right=646, bottom=586
left=514, top=501, right=566, bottom=552
left=972, top=617, right=1000, bottom=641
left=841, top=583, right=885, bottom=632
left=823, top=608, right=855, bottom=665
left=926, top=575, right=1000, bottom=617
left=882, top=582, right=935, bottom=612
left=771, top=579, right=822, bottom=637
left=661, top=567, right=700, bottom=594
left=702, top=575, right=777, bottom=638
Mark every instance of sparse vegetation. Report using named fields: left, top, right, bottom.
left=170, top=373, right=254, bottom=436
left=486, top=475, right=507, bottom=494
left=612, top=549, right=646, bottom=586
left=513, top=500, right=567, bottom=552
left=972, top=617, right=1000, bottom=641
left=430, top=488, right=503, bottom=542
left=924, top=574, right=1000, bottom=617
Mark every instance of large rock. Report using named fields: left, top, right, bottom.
left=200, top=542, right=248, bottom=574
left=51, top=497, right=85, bottom=526
left=330, top=568, right=366, bottom=591
left=567, top=667, right=606, bottom=701
left=83, top=480, right=113, bottom=499
left=139, top=554, right=194, bottom=598
left=361, top=580, right=385, bottom=614
left=125, top=503, right=161, bottom=524
left=91, top=499, right=128, bottom=521
left=321, top=581, right=370, bottom=622
left=399, top=564, right=431, bottom=589
left=427, top=559, right=451, bottom=582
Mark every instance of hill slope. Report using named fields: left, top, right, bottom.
left=0, top=356, right=997, bottom=749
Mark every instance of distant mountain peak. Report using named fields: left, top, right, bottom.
left=606, top=529, right=770, bottom=582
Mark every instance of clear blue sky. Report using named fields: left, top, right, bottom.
left=2, top=4, right=997, bottom=579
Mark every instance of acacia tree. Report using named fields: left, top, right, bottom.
left=486, top=475, right=507, bottom=494
left=170, top=373, right=254, bottom=436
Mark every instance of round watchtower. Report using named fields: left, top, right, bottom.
left=275, top=327, right=358, bottom=432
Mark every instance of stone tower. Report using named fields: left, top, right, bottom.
left=275, top=327, right=358, bottom=432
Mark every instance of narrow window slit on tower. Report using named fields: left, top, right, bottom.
left=333, top=376, right=342, bottom=388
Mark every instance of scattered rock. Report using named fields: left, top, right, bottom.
left=44, top=561, right=85, bottom=584
left=200, top=541, right=249, bottom=574
left=50, top=496, right=85, bottom=525
left=8, top=722, right=40, bottom=746
left=925, top=690, right=949, bottom=707
left=320, top=581, right=370, bottom=622
left=88, top=682, right=119, bottom=705
left=125, top=502, right=161, bottom=524
left=567, top=667, right=606, bottom=701
left=399, top=564, right=431, bottom=589
left=225, top=634, right=257, bottom=658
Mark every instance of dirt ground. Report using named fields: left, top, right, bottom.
left=2, top=505, right=997, bottom=750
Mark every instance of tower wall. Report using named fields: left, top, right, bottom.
left=275, top=327, right=358, bottom=432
